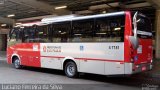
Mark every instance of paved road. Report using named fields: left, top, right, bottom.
left=0, top=52, right=159, bottom=90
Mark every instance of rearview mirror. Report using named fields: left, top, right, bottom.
left=129, top=36, right=139, bottom=49
left=133, top=12, right=138, bottom=38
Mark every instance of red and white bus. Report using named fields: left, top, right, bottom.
left=7, top=11, right=153, bottom=78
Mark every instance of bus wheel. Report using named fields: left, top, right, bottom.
left=13, top=58, right=22, bottom=69
left=65, top=61, right=78, bottom=78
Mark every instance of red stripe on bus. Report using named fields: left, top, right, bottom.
left=41, top=56, right=65, bottom=58
left=41, top=56, right=124, bottom=62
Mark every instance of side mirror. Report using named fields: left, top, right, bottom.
left=133, top=12, right=138, bottom=38
left=129, top=36, right=139, bottom=49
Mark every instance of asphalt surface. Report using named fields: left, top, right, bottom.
left=0, top=52, right=159, bottom=90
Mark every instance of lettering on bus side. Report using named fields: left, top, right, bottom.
left=43, top=46, right=61, bottom=52
left=109, top=46, right=119, bottom=50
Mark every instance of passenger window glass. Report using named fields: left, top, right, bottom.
left=36, top=25, right=49, bottom=42
left=12, top=15, right=125, bottom=43
left=95, top=15, right=125, bottom=42
left=72, top=19, right=94, bottom=42
left=22, top=25, right=49, bottom=43
left=52, top=22, right=71, bottom=42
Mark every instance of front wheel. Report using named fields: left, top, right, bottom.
left=13, top=58, right=22, bottom=69
left=64, top=62, right=78, bottom=78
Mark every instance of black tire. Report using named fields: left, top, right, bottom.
left=13, top=57, right=22, bottom=69
left=64, top=61, right=78, bottom=78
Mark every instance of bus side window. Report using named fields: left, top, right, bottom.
left=72, top=19, right=94, bottom=42
left=95, top=18, right=111, bottom=42
left=52, top=22, right=70, bottom=43
left=95, top=15, right=125, bottom=42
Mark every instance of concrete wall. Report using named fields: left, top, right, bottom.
left=0, top=34, right=7, bottom=51
left=0, top=29, right=9, bottom=51
left=155, top=10, right=160, bottom=59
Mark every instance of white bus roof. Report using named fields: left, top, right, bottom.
left=41, top=11, right=125, bottom=24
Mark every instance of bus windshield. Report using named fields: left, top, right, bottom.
left=136, top=13, right=152, bottom=39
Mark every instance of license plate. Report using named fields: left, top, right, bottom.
left=142, top=66, right=146, bottom=71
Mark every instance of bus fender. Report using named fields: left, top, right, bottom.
left=62, top=56, right=79, bottom=71
left=11, top=54, right=21, bottom=64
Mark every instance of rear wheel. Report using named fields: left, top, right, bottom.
left=64, top=61, right=78, bottom=78
left=13, top=57, right=22, bottom=69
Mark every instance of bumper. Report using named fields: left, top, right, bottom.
left=124, top=63, right=152, bottom=74
left=132, top=63, right=153, bottom=74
